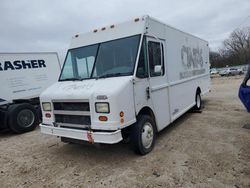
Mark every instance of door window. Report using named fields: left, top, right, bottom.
left=136, top=37, right=148, bottom=78
left=148, top=41, right=165, bottom=77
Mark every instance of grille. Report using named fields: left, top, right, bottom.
left=53, top=102, right=89, bottom=111
left=52, top=100, right=91, bottom=128
left=55, top=114, right=91, bottom=125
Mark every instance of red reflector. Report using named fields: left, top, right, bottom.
left=45, top=113, right=51, bottom=118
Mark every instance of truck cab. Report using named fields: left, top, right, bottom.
left=40, top=16, right=210, bottom=155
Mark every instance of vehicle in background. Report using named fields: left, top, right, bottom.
left=0, top=53, right=61, bottom=133
left=210, top=68, right=218, bottom=75
left=39, top=16, right=210, bottom=155
left=219, top=68, right=244, bottom=76
left=239, top=61, right=250, bottom=112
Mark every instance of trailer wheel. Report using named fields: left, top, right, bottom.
left=194, top=92, right=202, bottom=110
left=8, top=103, right=39, bottom=133
left=130, top=115, right=156, bottom=155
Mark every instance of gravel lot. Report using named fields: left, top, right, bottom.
left=0, top=76, right=249, bottom=188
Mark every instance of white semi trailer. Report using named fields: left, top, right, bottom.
left=40, top=16, right=210, bottom=155
left=0, top=52, right=61, bottom=133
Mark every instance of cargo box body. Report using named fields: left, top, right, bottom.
left=0, top=52, right=61, bottom=132
left=0, top=52, right=61, bottom=105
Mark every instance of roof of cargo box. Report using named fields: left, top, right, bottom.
left=69, top=15, right=207, bottom=49
left=69, top=16, right=147, bottom=49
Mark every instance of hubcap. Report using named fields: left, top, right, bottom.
left=196, top=94, right=201, bottom=108
left=17, top=109, right=35, bottom=128
left=141, top=122, right=154, bottom=149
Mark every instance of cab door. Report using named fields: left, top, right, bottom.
left=133, top=37, right=152, bottom=115
left=146, top=37, right=170, bottom=131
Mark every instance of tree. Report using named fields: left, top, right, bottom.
left=210, top=51, right=222, bottom=68
left=210, top=27, right=250, bottom=68
left=222, top=27, right=250, bottom=65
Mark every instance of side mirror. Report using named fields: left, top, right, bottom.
left=154, top=65, right=162, bottom=75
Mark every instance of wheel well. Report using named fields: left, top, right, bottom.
left=196, top=87, right=201, bottom=95
left=137, top=106, right=157, bottom=127
left=121, top=107, right=157, bottom=139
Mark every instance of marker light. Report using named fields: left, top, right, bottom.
left=134, top=18, right=140, bottom=22
left=99, top=116, right=108, bottom=121
left=42, top=102, right=51, bottom=111
left=120, top=111, right=124, bottom=117
left=120, top=118, right=124, bottom=124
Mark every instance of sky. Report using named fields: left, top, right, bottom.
left=0, top=0, right=250, bottom=62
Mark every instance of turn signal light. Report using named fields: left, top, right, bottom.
left=99, top=116, right=108, bottom=121
left=45, top=113, right=51, bottom=118
left=120, top=118, right=124, bottom=124
left=120, top=111, right=124, bottom=117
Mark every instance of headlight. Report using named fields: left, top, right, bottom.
left=42, top=102, right=51, bottom=111
left=95, top=102, right=110, bottom=113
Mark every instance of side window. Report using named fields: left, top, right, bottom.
left=148, top=41, right=165, bottom=77
left=136, top=38, right=148, bottom=78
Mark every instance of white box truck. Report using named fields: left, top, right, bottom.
left=0, top=52, right=61, bottom=133
left=40, top=16, right=210, bottom=155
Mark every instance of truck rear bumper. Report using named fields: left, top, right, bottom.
left=40, top=124, right=123, bottom=144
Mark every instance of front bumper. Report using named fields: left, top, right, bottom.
left=40, top=124, right=123, bottom=144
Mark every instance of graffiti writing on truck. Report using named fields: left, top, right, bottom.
left=180, top=46, right=205, bottom=79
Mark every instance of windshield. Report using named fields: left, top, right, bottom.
left=59, top=35, right=141, bottom=81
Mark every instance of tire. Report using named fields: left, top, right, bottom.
left=194, top=92, right=202, bottom=110
left=130, top=115, right=156, bottom=155
left=8, top=103, right=39, bottom=133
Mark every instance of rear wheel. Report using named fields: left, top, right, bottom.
left=130, top=115, right=156, bottom=155
left=194, top=92, right=202, bottom=110
left=8, top=103, right=39, bottom=133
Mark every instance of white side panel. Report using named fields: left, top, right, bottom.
left=0, top=53, right=61, bottom=103
left=169, top=75, right=209, bottom=121
left=164, top=25, right=209, bottom=83
left=146, top=17, right=210, bottom=126
left=162, top=23, right=210, bottom=122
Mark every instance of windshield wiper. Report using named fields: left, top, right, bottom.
left=96, top=72, right=131, bottom=79
left=59, top=78, right=82, bottom=82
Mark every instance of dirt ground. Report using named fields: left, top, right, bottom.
left=0, top=76, right=249, bottom=188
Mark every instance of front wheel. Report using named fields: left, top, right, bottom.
left=130, top=115, right=156, bottom=155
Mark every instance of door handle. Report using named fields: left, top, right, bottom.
left=146, top=87, right=150, bottom=99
